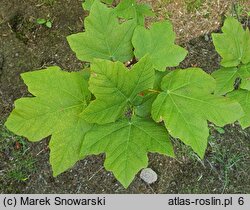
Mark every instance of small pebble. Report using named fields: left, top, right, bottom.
left=204, top=34, right=210, bottom=42
left=140, top=168, right=158, bottom=184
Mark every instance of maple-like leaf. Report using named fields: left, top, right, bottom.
left=241, top=77, right=250, bottom=90
left=115, top=0, right=154, bottom=25
left=132, top=21, right=187, bottom=71
left=5, top=66, right=92, bottom=176
left=212, top=17, right=250, bottom=67
left=212, top=63, right=250, bottom=95
left=135, top=71, right=170, bottom=117
left=81, top=117, right=174, bottom=188
left=135, top=94, right=157, bottom=118
left=151, top=68, right=244, bottom=157
left=228, top=90, right=250, bottom=129
left=82, top=0, right=113, bottom=11
left=68, top=0, right=136, bottom=63
left=82, top=55, right=154, bottom=124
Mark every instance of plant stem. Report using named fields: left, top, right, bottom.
left=147, top=89, right=161, bottom=94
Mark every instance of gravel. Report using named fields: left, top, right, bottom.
left=140, top=168, right=158, bottom=184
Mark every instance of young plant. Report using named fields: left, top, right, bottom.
left=5, top=0, right=244, bottom=188
left=82, top=0, right=114, bottom=11
left=36, top=18, right=52, bottom=28
left=212, top=17, right=250, bottom=129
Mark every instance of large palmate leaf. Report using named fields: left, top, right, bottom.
left=82, top=56, right=154, bottom=124
left=241, top=77, right=250, bottom=90
left=5, top=67, right=92, bottom=176
left=135, top=71, right=170, bottom=117
left=115, top=0, right=154, bottom=25
left=240, top=64, right=250, bottom=90
left=212, top=63, right=250, bottom=95
left=132, top=21, right=187, bottom=71
left=228, top=90, right=250, bottom=129
left=212, top=17, right=250, bottom=67
left=82, top=0, right=113, bottom=11
left=81, top=117, right=174, bottom=188
left=151, top=68, right=244, bottom=157
left=135, top=94, right=157, bottom=117
left=68, top=0, right=136, bottom=63
left=49, top=119, right=93, bottom=176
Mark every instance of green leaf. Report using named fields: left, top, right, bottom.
left=212, top=63, right=250, bottom=95
left=82, top=55, right=154, bottom=124
left=5, top=66, right=92, bottom=176
left=135, top=71, right=170, bottom=117
left=68, top=0, right=136, bottom=63
left=49, top=117, right=93, bottom=176
left=228, top=90, right=250, bottom=129
left=36, top=18, right=46, bottom=25
left=153, top=70, right=171, bottom=90
left=82, top=0, right=113, bottom=11
left=212, top=17, right=250, bottom=67
left=132, top=21, right=187, bottom=71
left=82, top=0, right=93, bottom=10
left=135, top=94, right=157, bottom=117
left=241, top=78, right=250, bottom=90
left=81, top=117, right=174, bottom=188
left=103, top=0, right=113, bottom=4
left=214, top=126, right=225, bottom=134
left=45, top=21, right=52, bottom=28
left=151, top=68, right=244, bottom=158
left=239, top=64, right=250, bottom=90
left=115, top=0, right=154, bottom=25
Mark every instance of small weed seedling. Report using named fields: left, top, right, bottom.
left=36, top=18, right=52, bottom=28
left=185, top=0, right=203, bottom=13
left=5, top=0, right=249, bottom=188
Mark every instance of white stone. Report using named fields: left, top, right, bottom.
left=140, top=168, right=158, bottom=184
left=204, top=34, right=210, bottom=42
